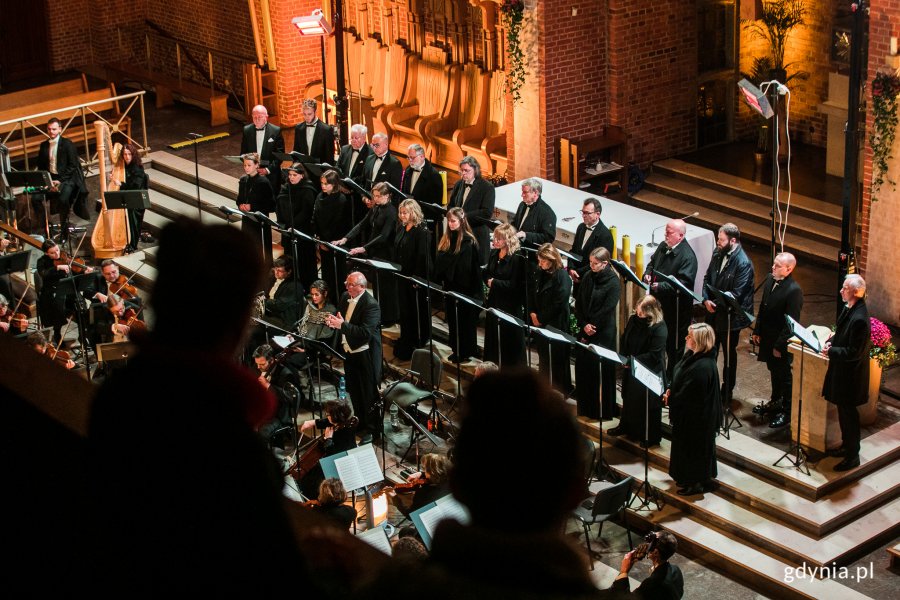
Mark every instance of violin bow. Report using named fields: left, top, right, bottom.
left=67, top=229, right=90, bottom=270
left=49, top=320, right=74, bottom=359
left=10, top=282, right=32, bottom=315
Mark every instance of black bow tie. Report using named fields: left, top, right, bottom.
left=255, top=128, right=265, bottom=132
left=464, top=183, right=472, bottom=189
left=586, top=226, right=594, bottom=231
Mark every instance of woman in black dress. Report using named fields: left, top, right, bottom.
left=309, top=478, right=357, bottom=530
left=113, top=143, right=148, bottom=253
left=297, top=400, right=358, bottom=498
left=277, top=163, right=319, bottom=291
left=482, top=223, right=526, bottom=367
left=311, top=170, right=350, bottom=296
left=393, top=199, right=432, bottom=360
left=37, top=239, right=94, bottom=343
left=529, top=243, right=572, bottom=392
left=336, top=182, right=399, bottom=325
left=573, top=247, right=620, bottom=420
left=434, top=207, right=482, bottom=363
left=611, top=294, right=668, bottom=446
left=393, top=453, right=451, bottom=517
left=665, top=322, right=722, bottom=495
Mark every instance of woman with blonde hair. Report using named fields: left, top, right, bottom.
left=664, top=322, right=722, bottom=495
left=482, top=223, right=526, bottom=367
left=610, top=294, right=668, bottom=446
left=529, top=243, right=572, bottom=391
left=434, top=207, right=482, bottom=362
left=392, top=198, right=432, bottom=360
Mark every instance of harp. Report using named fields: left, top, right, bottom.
left=91, top=121, right=129, bottom=258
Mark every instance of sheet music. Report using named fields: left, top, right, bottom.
left=356, top=525, right=393, bottom=555
left=589, top=344, right=626, bottom=365
left=631, top=357, right=664, bottom=396
left=786, top=315, right=822, bottom=353
left=417, top=495, right=469, bottom=540
left=334, top=455, right=365, bottom=491
left=346, top=444, right=384, bottom=487
left=363, top=258, right=400, bottom=271
left=534, top=327, right=569, bottom=343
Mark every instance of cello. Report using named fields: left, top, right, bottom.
left=294, top=416, right=359, bottom=478
left=91, top=121, right=129, bottom=259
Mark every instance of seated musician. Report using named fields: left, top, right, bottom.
left=32, top=118, right=89, bottom=240
left=253, top=343, right=301, bottom=444
left=27, top=330, right=75, bottom=369
left=36, top=239, right=93, bottom=345
left=247, top=256, right=305, bottom=353
left=0, top=294, right=9, bottom=332
left=106, top=293, right=144, bottom=343
left=393, top=452, right=451, bottom=517
left=297, top=400, right=357, bottom=498
left=285, top=279, right=338, bottom=401
left=306, top=477, right=357, bottom=530
left=92, top=260, right=141, bottom=306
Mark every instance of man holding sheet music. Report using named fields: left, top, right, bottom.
left=751, top=253, right=802, bottom=429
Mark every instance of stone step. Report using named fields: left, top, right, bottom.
left=652, top=158, right=842, bottom=227
left=146, top=150, right=240, bottom=201
left=642, top=172, right=841, bottom=243
left=145, top=187, right=240, bottom=228
left=631, top=189, right=837, bottom=267
left=113, top=251, right=156, bottom=299
left=145, top=167, right=240, bottom=221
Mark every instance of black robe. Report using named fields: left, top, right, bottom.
left=120, top=162, right=149, bottom=247
left=392, top=223, right=432, bottom=359
left=645, top=241, right=698, bottom=379
left=530, top=267, right=572, bottom=391
left=482, top=249, right=526, bottom=367
left=276, top=180, right=319, bottom=291
left=619, top=316, right=667, bottom=444
left=434, top=233, right=483, bottom=359
left=573, top=266, right=620, bottom=419
left=448, top=178, right=495, bottom=265
left=237, top=173, right=275, bottom=264
left=668, top=349, right=722, bottom=486
left=823, top=300, right=870, bottom=407
left=311, top=191, right=351, bottom=295
left=344, top=202, right=399, bottom=324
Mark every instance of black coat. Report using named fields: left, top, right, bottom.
left=338, top=290, right=383, bottom=382
left=264, top=276, right=305, bottom=327
left=529, top=267, right=571, bottom=331
left=484, top=250, right=525, bottom=317
left=237, top=173, right=275, bottom=214
left=394, top=224, right=431, bottom=278
left=345, top=202, right=398, bottom=261
left=646, top=241, right=698, bottom=321
left=702, top=244, right=755, bottom=331
left=753, top=274, right=803, bottom=362
left=823, top=300, right=870, bottom=407
left=619, top=316, right=668, bottom=442
left=569, top=220, right=614, bottom=277
left=121, top=163, right=149, bottom=192
left=363, top=152, right=403, bottom=191
left=336, top=143, right=371, bottom=184
left=448, top=178, right=495, bottom=265
left=608, top=561, right=684, bottom=599
left=668, top=349, right=721, bottom=485
left=37, top=135, right=89, bottom=218
left=401, top=159, right=444, bottom=207
left=574, top=266, right=620, bottom=347
left=276, top=180, right=317, bottom=231
left=434, top=234, right=483, bottom=299
left=293, top=120, right=335, bottom=166
left=512, top=197, right=557, bottom=248
left=311, top=191, right=351, bottom=241
left=241, top=122, right=285, bottom=191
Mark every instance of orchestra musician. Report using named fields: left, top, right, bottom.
left=311, top=169, right=351, bottom=296
left=36, top=239, right=93, bottom=345
left=482, top=223, right=526, bottom=368
left=110, top=143, right=149, bottom=253
left=34, top=118, right=89, bottom=240
left=392, top=198, right=432, bottom=361
left=240, top=104, right=285, bottom=192
left=336, top=124, right=372, bottom=224
left=285, top=279, right=339, bottom=399
left=92, top=259, right=140, bottom=305
left=434, top=207, right=483, bottom=363
left=529, top=243, right=572, bottom=392
left=106, top=293, right=145, bottom=343
left=306, top=478, right=357, bottom=530
left=448, top=156, right=495, bottom=266
left=298, top=400, right=358, bottom=498
left=0, top=294, right=8, bottom=332
left=247, top=257, right=305, bottom=354
left=27, top=330, right=75, bottom=369
left=253, top=343, right=301, bottom=444
left=392, top=453, right=451, bottom=517
left=276, top=163, right=319, bottom=291
left=293, top=99, right=335, bottom=167
left=237, top=152, right=275, bottom=264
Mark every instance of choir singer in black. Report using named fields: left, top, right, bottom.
left=529, top=243, right=572, bottom=392
left=237, top=152, right=275, bottom=264
left=392, top=199, right=432, bottom=360
left=448, top=156, right=495, bottom=265
left=483, top=223, right=526, bottom=367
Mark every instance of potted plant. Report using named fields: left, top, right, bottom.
left=864, top=317, right=898, bottom=422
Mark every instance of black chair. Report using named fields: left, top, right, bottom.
left=409, top=348, right=442, bottom=391
left=572, top=476, right=634, bottom=569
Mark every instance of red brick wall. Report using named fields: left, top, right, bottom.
left=47, top=0, right=92, bottom=71
left=269, top=0, right=325, bottom=126
left=606, top=0, right=697, bottom=167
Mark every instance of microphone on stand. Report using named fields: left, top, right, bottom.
left=186, top=133, right=203, bottom=140
left=647, top=211, right=700, bottom=247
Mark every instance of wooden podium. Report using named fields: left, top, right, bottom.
left=788, top=343, right=880, bottom=453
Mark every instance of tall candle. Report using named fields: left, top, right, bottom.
left=621, top=235, right=631, bottom=268
left=609, top=226, right=618, bottom=260
left=635, top=244, right=645, bottom=280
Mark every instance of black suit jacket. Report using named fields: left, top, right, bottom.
left=448, top=177, right=495, bottom=265
left=293, top=120, right=335, bottom=166
left=512, top=197, right=556, bottom=248
left=608, top=561, right=684, bottom=599
left=336, top=143, right=371, bottom=184
left=338, top=290, right=383, bottom=380
left=569, top=220, right=614, bottom=276
left=264, top=276, right=305, bottom=326
left=401, top=159, right=444, bottom=208
left=752, top=274, right=802, bottom=361
left=646, top=241, right=698, bottom=319
left=575, top=265, right=620, bottom=347
left=363, top=152, right=403, bottom=191
left=702, top=244, right=755, bottom=330
left=37, top=135, right=88, bottom=217
left=823, top=300, right=870, bottom=407
left=345, top=202, right=397, bottom=260
left=240, top=123, right=285, bottom=191
left=237, top=174, right=275, bottom=214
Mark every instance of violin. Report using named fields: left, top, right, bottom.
left=114, top=307, right=146, bottom=335
left=109, top=274, right=138, bottom=300
left=294, top=416, right=359, bottom=478
left=0, top=310, right=29, bottom=333
left=46, top=347, right=74, bottom=368
left=53, top=251, right=91, bottom=274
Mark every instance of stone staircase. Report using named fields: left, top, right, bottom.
left=632, top=159, right=841, bottom=267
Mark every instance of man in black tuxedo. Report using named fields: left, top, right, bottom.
left=644, top=219, right=698, bottom=380
left=448, top=155, right=495, bottom=265
left=567, top=197, right=613, bottom=284
left=35, top=118, right=88, bottom=240
left=240, top=105, right=284, bottom=193
left=702, top=223, right=754, bottom=403
left=326, top=271, right=383, bottom=439
left=363, top=132, right=403, bottom=193
left=401, top=143, right=443, bottom=207
left=512, top=178, right=556, bottom=251
left=822, top=274, right=870, bottom=471
left=293, top=98, right=335, bottom=166
left=751, top=252, right=803, bottom=429
left=336, top=123, right=372, bottom=224
left=253, top=343, right=301, bottom=443
left=604, top=531, right=684, bottom=599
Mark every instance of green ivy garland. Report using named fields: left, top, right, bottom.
left=500, top=0, right=526, bottom=104
left=869, top=71, right=900, bottom=201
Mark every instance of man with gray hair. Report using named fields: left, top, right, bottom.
left=337, top=123, right=372, bottom=223
left=241, top=104, right=284, bottom=192
left=363, top=132, right=402, bottom=195
left=821, top=274, right=870, bottom=471
left=512, top=177, right=557, bottom=249
left=401, top=143, right=443, bottom=210
left=448, top=155, right=495, bottom=265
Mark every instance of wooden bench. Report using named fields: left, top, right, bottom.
left=425, top=62, right=490, bottom=172
left=460, top=70, right=507, bottom=176
left=0, top=84, right=129, bottom=164
left=0, top=75, right=88, bottom=112
left=104, top=63, right=228, bottom=126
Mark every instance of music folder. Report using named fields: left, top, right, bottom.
left=409, top=494, right=470, bottom=549
left=3, top=170, right=53, bottom=190
left=320, top=443, right=383, bottom=491
left=104, top=190, right=151, bottom=210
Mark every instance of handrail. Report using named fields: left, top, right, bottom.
left=0, top=90, right=146, bottom=128
left=145, top=19, right=255, bottom=67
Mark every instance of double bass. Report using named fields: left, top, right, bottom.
left=91, top=121, right=129, bottom=259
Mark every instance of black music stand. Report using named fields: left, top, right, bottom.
left=628, top=356, right=665, bottom=511
left=318, top=238, right=352, bottom=295
left=0, top=250, right=30, bottom=276
left=340, top=177, right=372, bottom=224
left=531, top=325, right=574, bottom=390
left=611, top=259, right=650, bottom=292
left=348, top=256, right=400, bottom=321
left=304, top=336, right=346, bottom=419
left=382, top=181, right=409, bottom=201
left=5, top=171, right=54, bottom=237
left=773, top=316, right=817, bottom=475
left=485, top=307, right=526, bottom=369
left=105, top=190, right=151, bottom=249
left=445, top=290, right=483, bottom=403
left=219, top=205, right=270, bottom=261
left=706, top=284, right=754, bottom=437
left=59, top=271, right=97, bottom=374
left=96, top=341, right=137, bottom=363
left=654, top=271, right=701, bottom=354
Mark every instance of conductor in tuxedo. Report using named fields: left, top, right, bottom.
left=644, top=219, right=698, bottom=380
left=35, top=118, right=89, bottom=240
left=751, top=252, right=803, bottom=429
left=363, top=132, right=403, bottom=194
left=821, top=274, right=870, bottom=472
left=336, top=123, right=372, bottom=224
left=512, top=178, right=557, bottom=254
left=326, top=271, right=383, bottom=438
left=448, top=156, right=495, bottom=265
left=240, top=105, right=284, bottom=192
left=294, top=98, right=335, bottom=166
left=567, top=197, right=614, bottom=286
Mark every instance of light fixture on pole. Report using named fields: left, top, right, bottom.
left=292, top=9, right=333, bottom=123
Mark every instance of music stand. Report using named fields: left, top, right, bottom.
left=105, top=190, right=151, bottom=248
left=96, top=341, right=137, bottom=363
left=304, top=336, right=346, bottom=420
left=611, top=259, right=650, bottom=291
left=485, top=307, right=526, bottom=369
left=773, top=316, right=818, bottom=475
left=628, top=356, right=665, bottom=511
left=445, top=290, right=483, bottom=403
left=705, top=284, right=754, bottom=437
left=531, top=325, right=574, bottom=390
left=318, top=239, right=351, bottom=294
left=5, top=171, right=54, bottom=237
left=59, top=271, right=98, bottom=373
left=382, top=181, right=409, bottom=201
left=385, top=381, right=441, bottom=469
left=0, top=250, right=30, bottom=276
left=654, top=271, right=701, bottom=354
